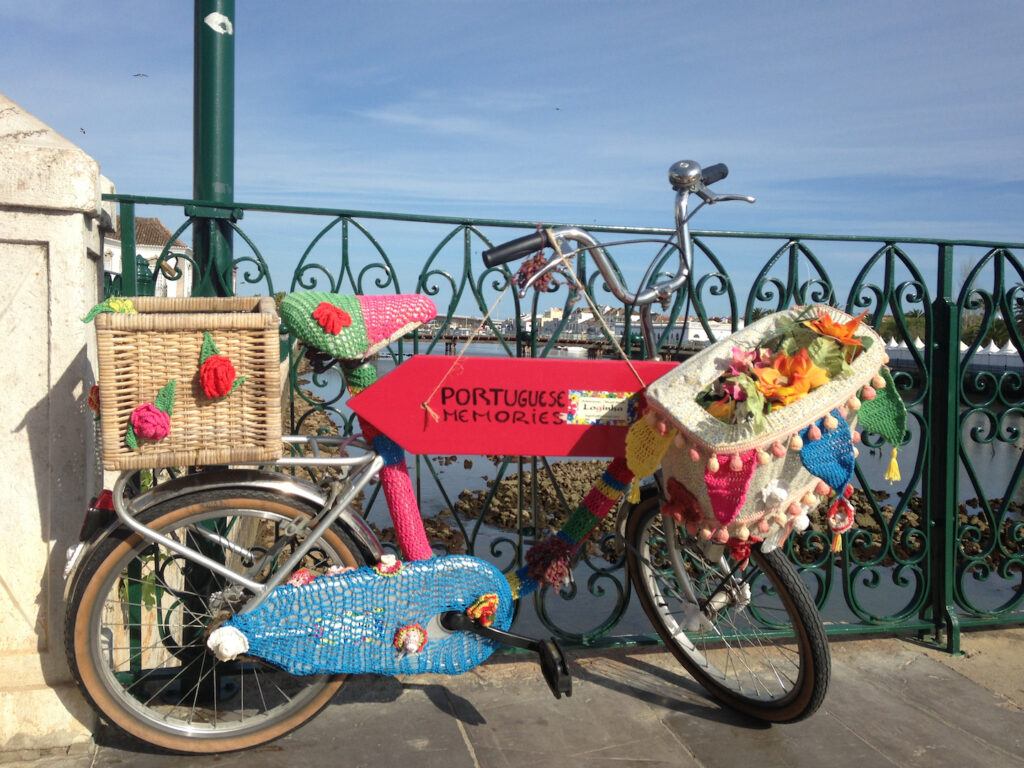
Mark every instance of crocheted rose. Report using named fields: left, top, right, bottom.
left=200, top=354, right=237, bottom=398
left=125, top=380, right=175, bottom=450
left=87, top=385, right=101, bottom=414
left=197, top=333, right=245, bottom=400
left=313, top=301, right=352, bottom=335
left=130, top=403, right=170, bottom=441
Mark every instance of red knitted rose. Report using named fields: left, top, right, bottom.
left=313, top=301, right=352, bottom=335
left=130, top=403, right=170, bottom=441
left=200, top=354, right=237, bottom=399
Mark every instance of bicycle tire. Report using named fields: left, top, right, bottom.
left=625, top=496, right=829, bottom=722
left=65, top=487, right=365, bottom=753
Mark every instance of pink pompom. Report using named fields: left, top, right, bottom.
left=130, top=403, right=170, bottom=441
left=771, top=442, right=786, bottom=458
left=861, top=386, right=876, bottom=401
left=729, top=453, right=743, bottom=472
left=807, top=424, right=822, bottom=441
left=689, top=447, right=701, bottom=463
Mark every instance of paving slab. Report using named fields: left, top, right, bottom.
left=5, top=635, right=1022, bottom=768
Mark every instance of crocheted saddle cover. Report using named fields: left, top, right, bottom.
left=281, top=291, right=436, bottom=361
left=224, top=555, right=513, bottom=676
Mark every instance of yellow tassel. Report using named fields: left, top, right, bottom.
left=831, top=533, right=843, bottom=553
left=884, top=446, right=901, bottom=484
left=628, top=480, right=641, bottom=504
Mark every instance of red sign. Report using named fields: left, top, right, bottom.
left=347, top=356, right=676, bottom=457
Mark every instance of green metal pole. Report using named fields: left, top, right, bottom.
left=118, top=201, right=138, bottom=296
left=924, top=243, right=962, bottom=653
left=193, top=0, right=235, bottom=297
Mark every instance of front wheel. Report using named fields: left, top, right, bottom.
left=625, top=496, right=829, bottom=722
left=65, top=488, right=365, bottom=753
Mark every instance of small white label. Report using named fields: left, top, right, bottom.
left=204, top=12, right=234, bottom=35
left=565, top=390, right=636, bottom=426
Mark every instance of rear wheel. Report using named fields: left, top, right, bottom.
left=625, top=496, right=829, bottom=722
left=65, top=488, right=364, bottom=753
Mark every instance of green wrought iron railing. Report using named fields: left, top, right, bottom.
left=102, top=192, right=1024, bottom=652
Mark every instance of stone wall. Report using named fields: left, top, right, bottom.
left=0, top=92, right=111, bottom=757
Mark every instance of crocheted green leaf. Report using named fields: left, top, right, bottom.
left=82, top=297, right=136, bottom=323
left=155, top=380, right=177, bottom=416
left=125, top=423, right=139, bottom=450
left=200, top=332, right=219, bottom=364
left=857, top=367, right=906, bottom=445
left=229, top=376, right=247, bottom=395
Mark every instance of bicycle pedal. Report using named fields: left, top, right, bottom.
left=538, top=638, right=572, bottom=700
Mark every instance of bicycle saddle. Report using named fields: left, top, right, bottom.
left=281, top=291, right=436, bottom=361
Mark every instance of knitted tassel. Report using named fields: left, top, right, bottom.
left=884, top=446, right=901, bottom=483
left=628, top=479, right=641, bottom=504
left=831, top=533, right=843, bottom=553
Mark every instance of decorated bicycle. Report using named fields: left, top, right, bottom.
left=67, top=160, right=906, bottom=752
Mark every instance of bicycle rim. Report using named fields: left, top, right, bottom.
left=67, top=491, right=363, bottom=752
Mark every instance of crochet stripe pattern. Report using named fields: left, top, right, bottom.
left=513, top=456, right=634, bottom=597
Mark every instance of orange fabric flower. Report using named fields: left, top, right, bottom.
left=754, top=349, right=829, bottom=407
left=804, top=310, right=868, bottom=350
left=707, top=396, right=736, bottom=422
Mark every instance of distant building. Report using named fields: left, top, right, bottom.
left=104, top=216, right=194, bottom=297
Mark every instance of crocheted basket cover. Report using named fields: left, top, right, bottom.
left=224, top=555, right=513, bottom=676
left=281, top=292, right=436, bottom=361
left=647, top=306, right=892, bottom=541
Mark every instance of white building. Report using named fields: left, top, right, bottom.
left=104, top=216, right=193, bottom=297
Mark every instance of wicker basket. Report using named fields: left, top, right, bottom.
left=96, top=297, right=282, bottom=470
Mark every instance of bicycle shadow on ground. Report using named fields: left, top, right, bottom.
left=569, top=647, right=770, bottom=729
left=330, top=672, right=487, bottom=726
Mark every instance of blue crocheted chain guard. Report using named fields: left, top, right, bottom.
left=226, top=555, right=514, bottom=676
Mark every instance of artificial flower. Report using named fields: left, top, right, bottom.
left=707, top=396, right=736, bottom=422
left=804, top=310, right=868, bottom=352
left=199, top=354, right=237, bottom=399
left=727, top=346, right=772, bottom=377
left=313, top=302, right=352, bottom=335
left=754, top=349, right=830, bottom=407
left=130, top=403, right=170, bottom=441
left=722, top=380, right=748, bottom=402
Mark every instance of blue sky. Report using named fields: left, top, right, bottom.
left=3, top=1, right=1023, bottom=312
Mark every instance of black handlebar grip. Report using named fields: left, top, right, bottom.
left=482, top=231, right=549, bottom=268
left=701, top=163, right=728, bottom=186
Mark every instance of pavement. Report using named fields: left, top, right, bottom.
left=6, top=629, right=1024, bottom=768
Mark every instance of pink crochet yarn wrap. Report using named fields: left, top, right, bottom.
left=378, top=463, right=433, bottom=561
left=130, top=403, right=170, bottom=441
left=703, top=449, right=758, bottom=526
left=358, top=294, right=436, bottom=346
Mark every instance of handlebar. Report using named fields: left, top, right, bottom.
left=482, top=231, right=550, bottom=268
left=481, top=159, right=755, bottom=307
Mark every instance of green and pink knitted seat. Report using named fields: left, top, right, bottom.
left=281, top=292, right=436, bottom=361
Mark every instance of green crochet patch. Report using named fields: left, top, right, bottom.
left=280, top=292, right=370, bottom=360
left=858, top=367, right=906, bottom=445
left=344, top=361, right=378, bottom=390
